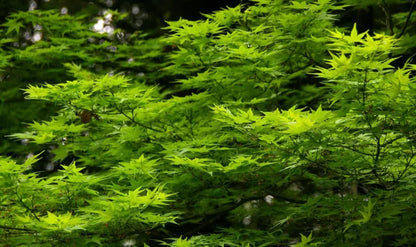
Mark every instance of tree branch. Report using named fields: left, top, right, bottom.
left=0, top=225, right=34, bottom=232
left=398, top=0, right=416, bottom=38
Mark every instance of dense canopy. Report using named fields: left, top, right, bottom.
left=1, top=0, right=416, bottom=246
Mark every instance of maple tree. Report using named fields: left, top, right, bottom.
left=1, top=0, right=416, bottom=246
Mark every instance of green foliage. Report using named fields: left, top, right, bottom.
left=0, top=9, right=167, bottom=156
left=2, top=0, right=416, bottom=246
left=164, top=0, right=343, bottom=108
left=0, top=155, right=175, bottom=246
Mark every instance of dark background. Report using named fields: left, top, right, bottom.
left=0, top=0, right=242, bottom=32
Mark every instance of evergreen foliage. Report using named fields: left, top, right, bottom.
left=1, top=0, right=416, bottom=246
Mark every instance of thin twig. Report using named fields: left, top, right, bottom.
left=398, top=0, right=416, bottom=38
left=116, top=106, right=164, bottom=133
left=0, top=225, right=34, bottom=232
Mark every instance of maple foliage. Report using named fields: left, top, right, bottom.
left=1, top=0, right=416, bottom=246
